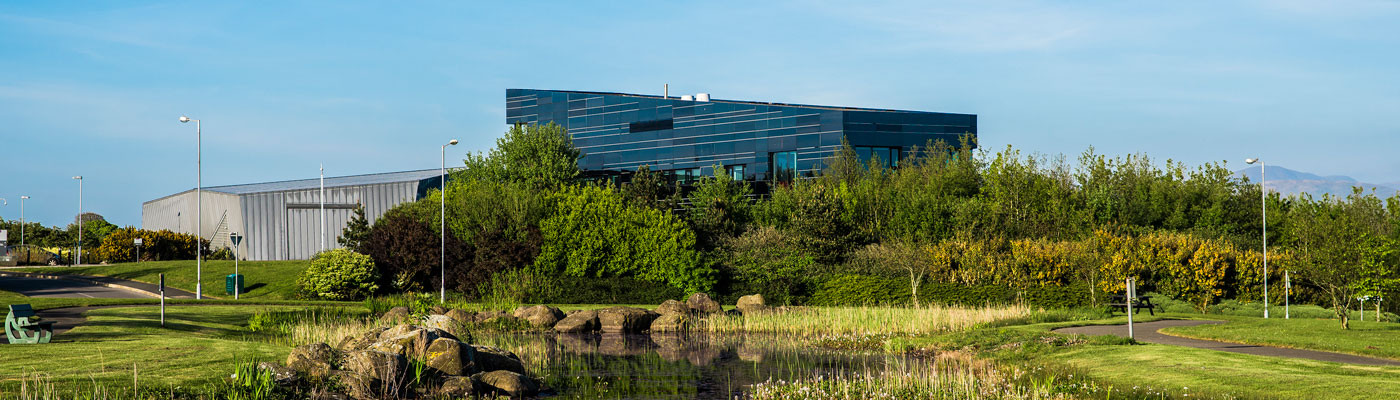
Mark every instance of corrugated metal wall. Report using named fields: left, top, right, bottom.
left=141, top=190, right=243, bottom=253
left=237, top=181, right=422, bottom=260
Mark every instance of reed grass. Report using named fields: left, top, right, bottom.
left=739, top=352, right=1091, bottom=400
left=699, top=305, right=1032, bottom=337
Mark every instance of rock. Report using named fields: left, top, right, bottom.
left=597, top=306, right=660, bottom=333
left=422, top=314, right=469, bottom=340
left=380, top=306, right=412, bottom=323
left=343, top=350, right=407, bottom=386
left=437, top=375, right=475, bottom=397
left=446, top=308, right=475, bottom=323
left=430, top=305, right=449, bottom=315
left=473, top=310, right=508, bottom=323
left=332, top=370, right=376, bottom=400
left=736, top=294, right=768, bottom=315
left=371, top=325, right=454, bottom=358
left=425, top=338, right=471, bottom=376
left=469, top=345, right=526, bottom=374
left=337, top=327, right=387, bottom=352
left=257, top=361, right=299, bottom=386
left=553, top=309, right=599, bottom=333
left=285, top=342, right=337, bottom=378
left=474, top=370, right=539, bottom=397
left=686, top=293, right=722, bottom=314
left=520, top=305, right=565, bottom=328
left=511, top=306, right=532, bottom=319
left=650, top=313, right=689, bottom=332
left=655, top=299, right=689, bottom=316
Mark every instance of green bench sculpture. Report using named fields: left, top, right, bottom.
left=5, top=304, right=55, bottom=344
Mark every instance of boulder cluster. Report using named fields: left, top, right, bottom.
left=267, top=310, right=539, bottom=399
left=262, top=293, right=774, bottom=399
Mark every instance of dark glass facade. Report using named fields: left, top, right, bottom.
left=506, top=89, right=977, bottom=183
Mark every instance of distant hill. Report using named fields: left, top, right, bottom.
left=1235, top=165, right=1399, bottom=199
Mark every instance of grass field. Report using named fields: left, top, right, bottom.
left=1046, top=341, right=1400, bottom=400
left=887, top=312, right=1400, bottom=400
left=15, top=260, right=309, bottom=300
left=1161, top=315, right=1400, bottom=361
left=0, top=305, right=302, bottom=395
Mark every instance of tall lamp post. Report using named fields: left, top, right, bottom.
left=19, top=196, right=29, bottom=253
left=180, top=115, right=203, bottom=299
left=72, top=176, right=83, bottom=264
left=440, top=139, right=458, bottom=303
left=1246, top=158, right=1268, bottom=318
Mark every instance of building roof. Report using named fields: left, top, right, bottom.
left=201, top=169, right=446, bottom=195
left=515, top=88, right=953, bottom=114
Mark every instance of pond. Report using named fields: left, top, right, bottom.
left=475, top=331, right=977, bottom=399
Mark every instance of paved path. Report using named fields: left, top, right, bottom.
left=0, top=275, right=151, bottom=298
left=1054, top=320, right=1400, bottom=367
left=0, top=271, right=197, bottom=299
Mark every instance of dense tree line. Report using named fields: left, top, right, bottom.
left=352, top=124, right=1399, bottom=329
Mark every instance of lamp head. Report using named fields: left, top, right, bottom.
left=72, top=176, right=82, bottom=180
left=21, top=196, right=29, bottom=199
left=1245, top=158, right=1259, bottom=164
left=179, top=116, right=191, bottom=123
left=448, top=139, right=459, bottom=145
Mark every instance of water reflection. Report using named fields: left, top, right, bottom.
left=474, top=331, right=921, bottom=399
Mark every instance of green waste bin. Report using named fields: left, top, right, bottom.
left=225, top=274, right=244, bottom=295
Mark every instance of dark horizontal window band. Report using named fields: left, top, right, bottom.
left=628, top=118, right=673, bottom=133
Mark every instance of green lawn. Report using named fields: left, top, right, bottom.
left=1161, top=315, right=1400, bottom=361
left=1046, top=342, right=1400, bottom=400
left=894, top=312, right=1400, bottom=400
left=0, top=305, right=303, bottom=395
left=15, top=260, right=309, bottom=300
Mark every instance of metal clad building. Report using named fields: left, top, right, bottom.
left=142, top=169, right=444, bottom=260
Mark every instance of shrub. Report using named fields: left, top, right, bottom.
left=534, top=185, right=711, bottom=293
left=529, top=274, right=685, bottom=305
left=363, top=211, right=469, bottom=292
left=721, top=226, right=820, bottom=305
left=92, top=227, right=206, bottom=263
left=299, top=249, right=380, bottom=300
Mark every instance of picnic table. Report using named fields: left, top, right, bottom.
left=1107, top=294, right=1156, bottom=316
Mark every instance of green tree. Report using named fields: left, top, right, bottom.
left=1288, top=191, right=1390, bottom=329
left=687, top=165, right=753, bottom=249
left=337, top=203, right=370, bottom=253
left=460, top=122, right=581, bottom=189
left=534, top=185, right=710, bottom=293
left=622, top=165, right=677, bottom=210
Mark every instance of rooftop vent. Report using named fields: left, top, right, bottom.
left=695, top=93, right=710, bottom=102
left=680, top=95, right=693, bottom=101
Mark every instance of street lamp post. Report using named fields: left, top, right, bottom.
left=440, top=139, right=458, bottom=303
left=19, top=196, right=29, bottom=253
left=72, top=176, right=82, bottom=265
left=1246, top=158, right=1268, bottom=318
left=180, top=115, right=203, bottom=299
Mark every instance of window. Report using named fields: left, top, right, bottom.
left=771, top=151, right=797, bottom=183
left=628, top=118, right=673, bottom=133
left=726, top=164, right=747, bottom=181
left=853, top=146, right=901, bottom=169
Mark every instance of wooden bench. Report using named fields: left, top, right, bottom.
left=5, top=304, right=55, bottom=344
left=1106, top=294, right=1156, bottom=316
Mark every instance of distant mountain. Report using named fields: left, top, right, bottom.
left=1235, top=165, right=1398, bottom=199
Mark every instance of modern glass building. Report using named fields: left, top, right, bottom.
left=506, top=89, right=977, bottom=184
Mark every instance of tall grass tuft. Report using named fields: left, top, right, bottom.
left=698, top=305, right=1031, bottom=337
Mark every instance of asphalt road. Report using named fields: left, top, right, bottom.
left=0, top=275, right=151, bottom=298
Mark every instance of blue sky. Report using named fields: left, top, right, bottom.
left=2, top=1, right=1398, bottom=228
